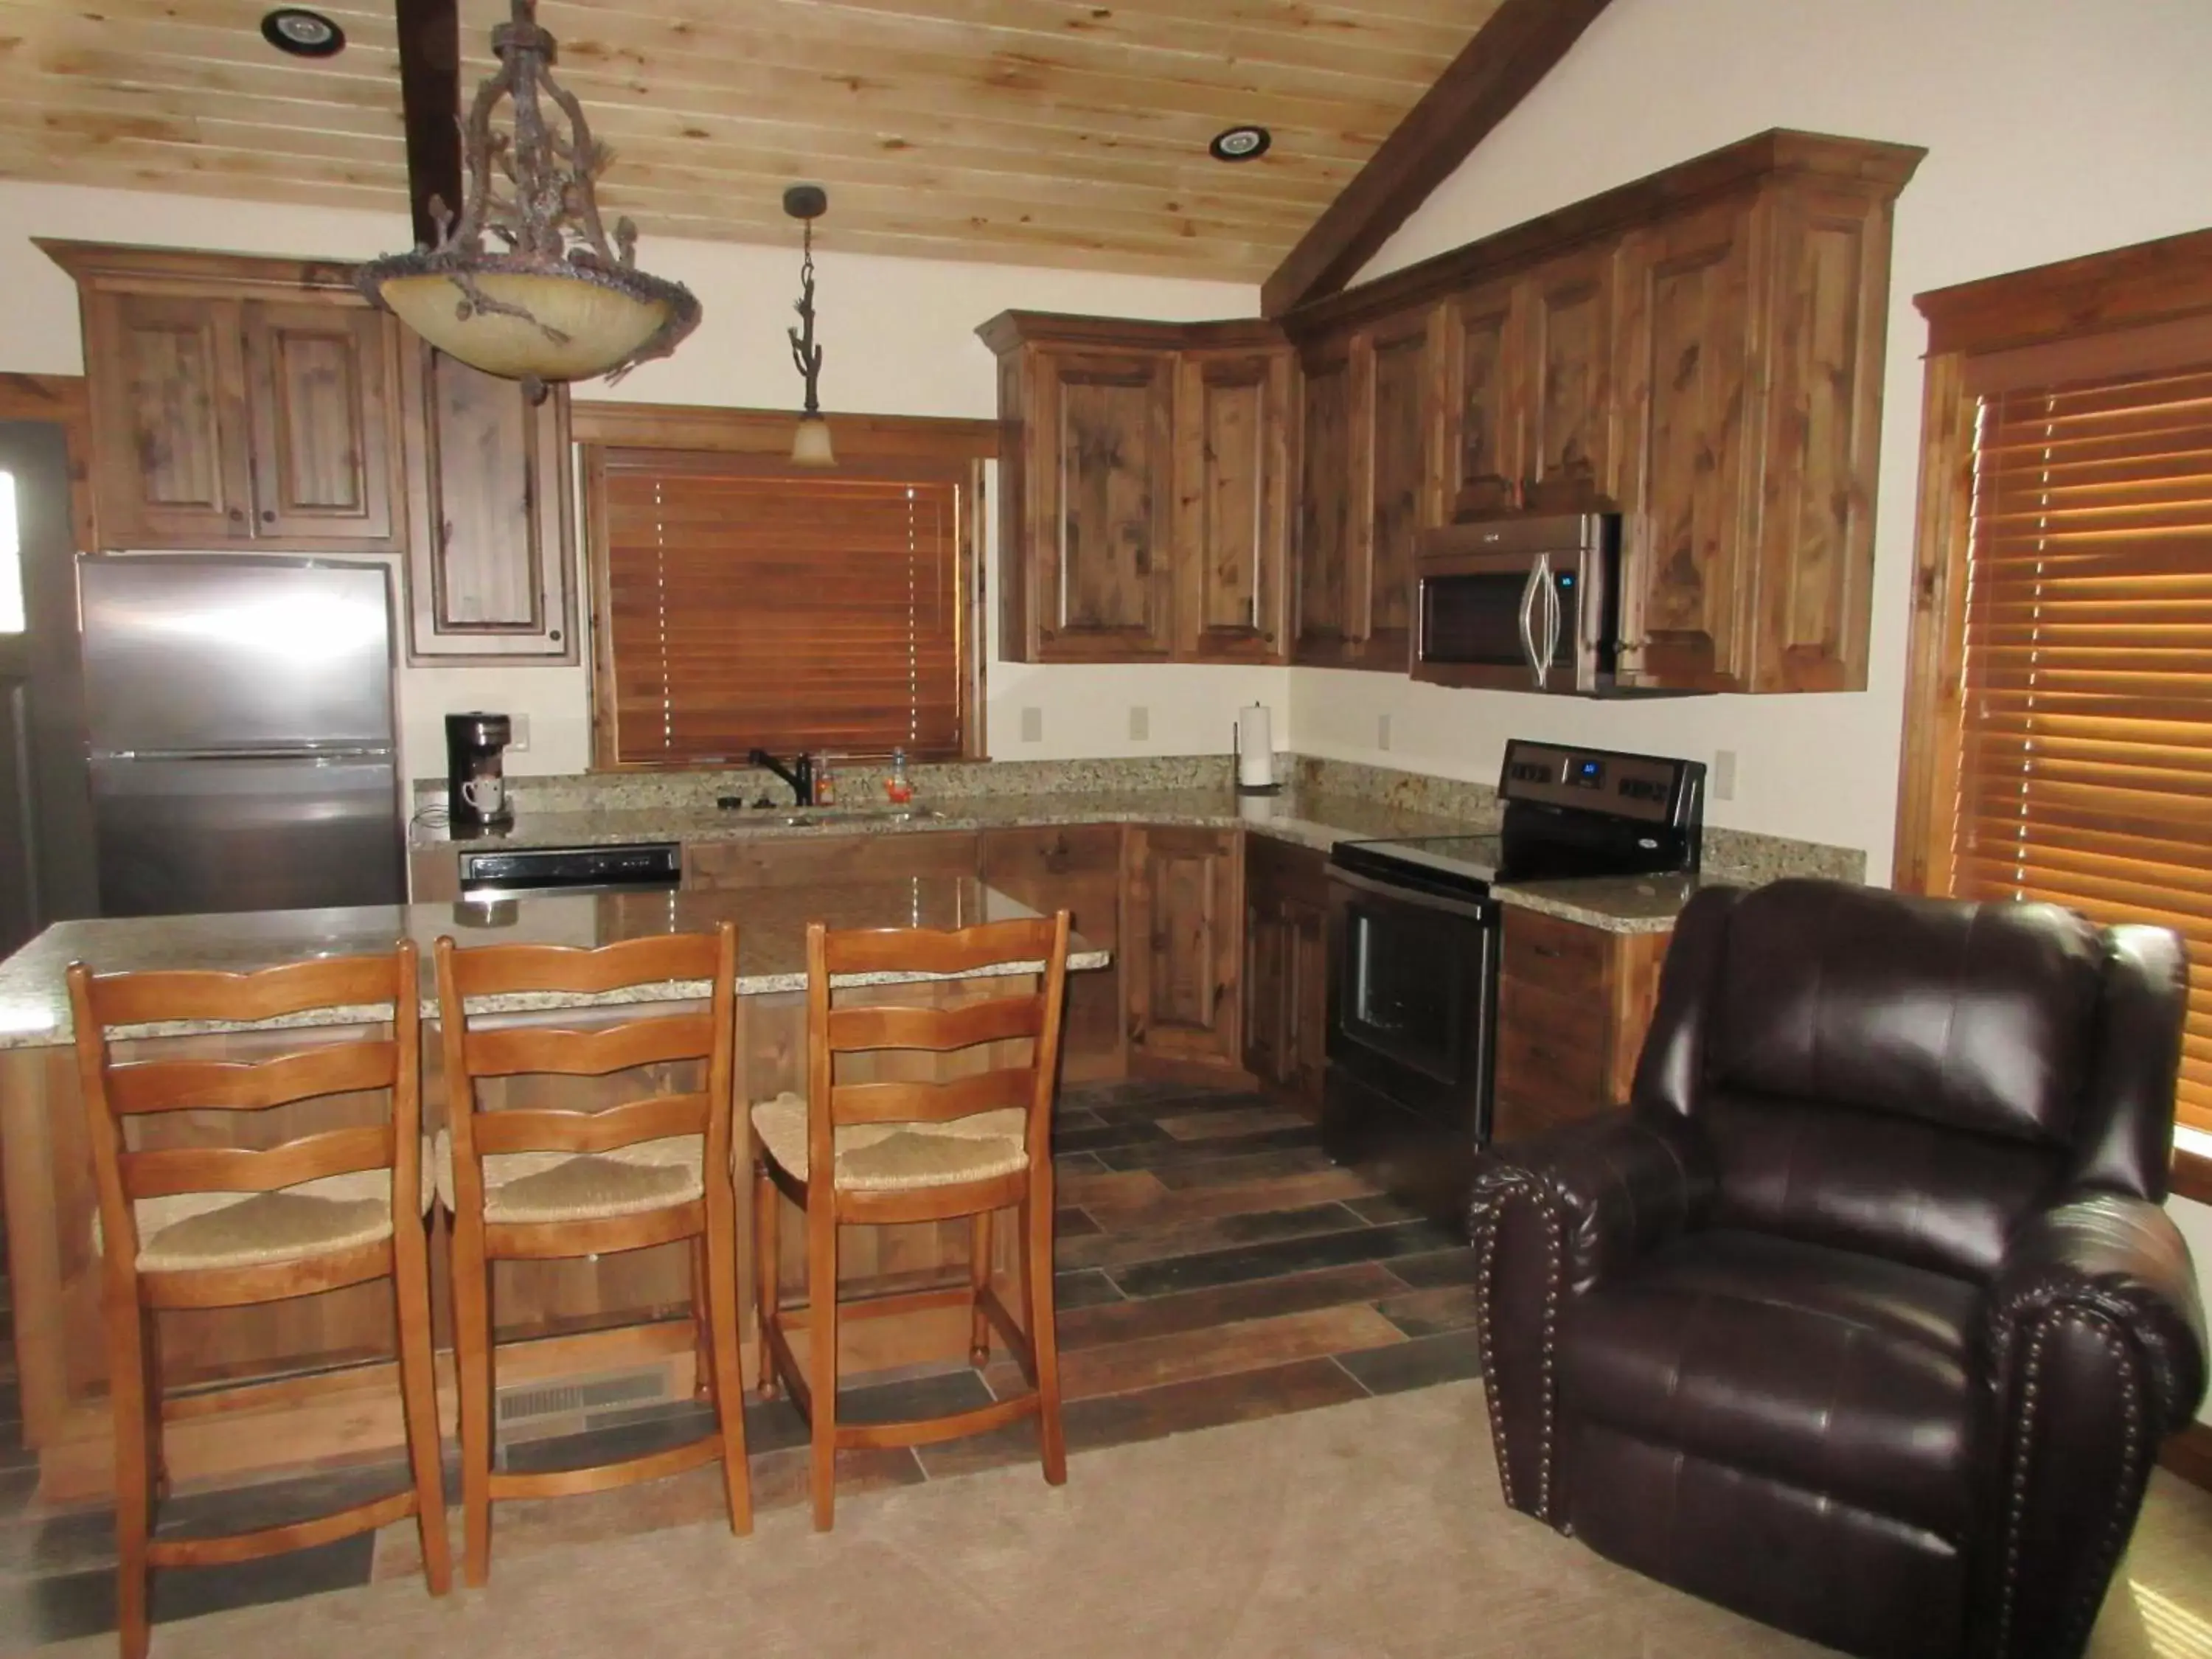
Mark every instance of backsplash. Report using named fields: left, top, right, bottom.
left=412, top=752, right=1867, bottom=886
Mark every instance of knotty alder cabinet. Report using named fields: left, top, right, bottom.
left=1492, top=906, right=1669, bottom=1146
left=43, top=242, right=403, bottom=552
left=1290, top=130, right=1924, bottom=692
left=1242, top=835, right=1330, bottom=1113
left=1122, top=824, right=1245, bottom=1071
left=980, top=313, right=1292, bottom=664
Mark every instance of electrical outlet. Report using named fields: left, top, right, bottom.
left=1128, top=706, right=1149, bottom=742
left=1377, top=714, right=1392, bottom=752
left=1714, top=749, right=1739, bottom=801
left=507, top=714, right=531, bottom=753
left=1020, top=706, right=1043, bottom=743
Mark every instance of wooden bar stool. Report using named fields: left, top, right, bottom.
left=751, top=912, right=1072, bottom=1530
left=66, top=945, right=450, bottom=1659
left=434, top=925, right=749, bottom=1585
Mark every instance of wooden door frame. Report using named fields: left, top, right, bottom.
left=0, top=375, right=96, bottom=554
left=1892, top=229, right=2212, bottom=1200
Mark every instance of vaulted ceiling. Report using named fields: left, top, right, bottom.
left=0, top=0, right=1508, bottom=281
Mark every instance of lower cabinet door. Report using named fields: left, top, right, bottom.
left=1123, top=824, right=1243, bottom=1071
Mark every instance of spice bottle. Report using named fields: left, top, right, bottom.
left=886, top=748, right=914, bottom=805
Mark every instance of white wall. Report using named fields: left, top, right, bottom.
left=1306, top=0, right=2212, bottom=870
left=0, top=178, right=1283, bottom=782
left=1335, top=0, right=2212, bottom=1397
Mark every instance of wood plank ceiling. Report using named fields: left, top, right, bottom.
left=0, top=0, right=1506, bottom=281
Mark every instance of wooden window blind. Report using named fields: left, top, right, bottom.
left=598, top=451, right=966, bottom=765
left=1952, top=362, right=2212, bottom=1127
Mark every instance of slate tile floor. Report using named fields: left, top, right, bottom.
left=0, top=1079, right=1480, bottom=1648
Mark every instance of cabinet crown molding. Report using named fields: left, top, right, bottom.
left=36, top=239, right=366, bottom=302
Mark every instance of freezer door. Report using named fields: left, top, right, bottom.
left=91, top=753, right=404, bottom=916
left=81, top=556, right=395, bottom=754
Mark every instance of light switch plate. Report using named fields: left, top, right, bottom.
left=1377, top=714, right=1392, bottom=752
left=1128, top=706, right=1149, bottom=742
left=1020, top=706, right=1043, bottom=743
left=1714, top=749, right=1738, bottom=801
left=508, top=714, right=531, bottom=753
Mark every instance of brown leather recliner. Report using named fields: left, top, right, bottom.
left=1470, top=878, right=2206, bottom=1659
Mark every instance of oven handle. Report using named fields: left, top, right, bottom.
left=1327, top=863, right=1498, bottom=924
left=1516, top=557, right=1545, bottom=688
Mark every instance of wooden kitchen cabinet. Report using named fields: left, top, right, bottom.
left=978, top=824, right=1124, bottom=1081
left=399, top=344, right=577, bottom=663
left=46, top=243, right=406, bottom=553
left=1491, top=906, right=1669, bottom=1146
left=979, top=313, right=1292, bottom=665
left=1291, top=339, right=1358, bottom=662
left=1242, top=834, right=1330, bottom=1114
left=1172, top=348, right=1291, bottom=661
left=1122, top=824, right=1244, bottom=1074
left=683, top=830, right=981, bottom=891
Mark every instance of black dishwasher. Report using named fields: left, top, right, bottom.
left=456, top=843, right=683, bottom=900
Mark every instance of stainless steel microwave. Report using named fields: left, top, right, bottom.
left=1413, top=512, right=1622, bottom=695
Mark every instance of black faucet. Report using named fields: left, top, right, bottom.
left=748, top=748, right=814, bottom=807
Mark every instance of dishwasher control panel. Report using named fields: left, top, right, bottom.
left=457, top=842, right=682, bottom=898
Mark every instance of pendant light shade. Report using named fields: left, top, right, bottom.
left=790, top=414, right=836, bottom=467
left=358, top=0, right=700, bottom=397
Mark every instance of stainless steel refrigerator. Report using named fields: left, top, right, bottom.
left=81, top=555, right=406, bottom=917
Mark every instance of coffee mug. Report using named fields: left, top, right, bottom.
left=462, top=776, right=506, bottom=816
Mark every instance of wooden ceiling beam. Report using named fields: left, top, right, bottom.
left=1260, top=0, right=1616, bottom=319
left=394, top=0, right=462, bottom=248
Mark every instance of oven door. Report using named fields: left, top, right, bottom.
left=1324, top=863, right=1497, bottom=1141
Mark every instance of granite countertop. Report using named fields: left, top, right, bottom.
left=0, top=880, right=1108, bottom=1051
left=410, top=785, right=1722, bottom=936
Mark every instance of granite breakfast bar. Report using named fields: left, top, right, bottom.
left=0, top=879, right=1106, bottom=1501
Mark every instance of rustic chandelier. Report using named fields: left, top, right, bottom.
left=358, top=0, right=699, bottom=398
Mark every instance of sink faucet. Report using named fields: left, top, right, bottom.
left=748, top=748, right=814, bottom=807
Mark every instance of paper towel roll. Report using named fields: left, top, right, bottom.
left=1235, top=703, right=1275, bottom=790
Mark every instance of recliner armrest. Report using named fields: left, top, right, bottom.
left=1470, top=1109, right=1714, bottom=1295
left=1990, top=1193, right=2208, bottom=1435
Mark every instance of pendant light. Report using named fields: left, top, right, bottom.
left=358, top=0, right=700, bottom=400
left=785, top=184, right=835, bottom=467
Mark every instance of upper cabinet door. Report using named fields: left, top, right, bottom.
left=85, top=291, right=253, bottom=546
left=1174, top=348, right=1290, bottom=661
left=401, top=345, right=576, bottom=663
left=1448, top=275, right=1526, bottom=521
left=1615, top=198, right=1761, bottom=692
left=1292, top=342, right=1360, bottom=664
left=1363, top=308, right=1438, bottom=669
left=241, top=302, right=398, bottom=546
left=1033, top=349, right=1175, bottom=660
left=1523, top=245, right=1621, bottom=511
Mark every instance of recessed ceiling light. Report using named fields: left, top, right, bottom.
left=1209, top=126, right=1272, bottom=164
left=261, top=8, right=346, bottom=58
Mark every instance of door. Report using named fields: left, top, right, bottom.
left=1325, top=866, right=1496, bottom=1126
left=1363, top=309, right=1436, bottom=670
left=0, top=421, right=98, bottom=953
left=1525, top=245, right=1620, bottom=509
left=80, top=557, right=396, bottom=754
left=1032, top=349, right=1174, bottom=660
left=1615, top=198, right=1760, bottom=690
left=84, top=291, right=253, bottom=546
left=1292, top=343, right=1358, bottom=663
left=1123, top=824, right=1242, bottom=1070
left=1242, top=890, right=1289, bottom=1085
left=1450, top=274, right=1526, bottom=520
left=242, top=302, right=397, bottom=546
left=402, top=345, right=577, bottom=661
left=89, top=751, right=403, bottom=916
left=1175, top=349, right=1288, bottom=661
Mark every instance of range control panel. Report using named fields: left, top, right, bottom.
left=1498, top=741, right=1702, bottom=827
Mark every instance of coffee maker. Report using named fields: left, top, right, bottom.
left=445, top=712, right=514, bottom=832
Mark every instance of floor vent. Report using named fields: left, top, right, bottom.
left=497, top=1366, right=674, bottom=1429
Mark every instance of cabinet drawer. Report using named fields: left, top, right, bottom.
left=1244, top=832, right=1329, bottom=908
left=684, top=830, right=978, bottom=891
left=1493, top=995, right=1610, bottom=1107
left=978, top=824, right=1121, bottom=883
left=1500, top=906, right=1613, bottom=991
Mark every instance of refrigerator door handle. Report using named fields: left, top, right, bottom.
left=97, top=745, right=394, bottom=762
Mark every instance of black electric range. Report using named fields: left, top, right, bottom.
left=1320, top=740, right=1705, bottom=1234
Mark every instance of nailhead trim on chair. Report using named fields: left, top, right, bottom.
left=1469, top=1169, right=1569, bottom=1528
left=1993, top=1307, right=2149, bottom=1659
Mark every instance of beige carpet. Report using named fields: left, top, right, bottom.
left=27, top=1382, right=2212, bottom=1659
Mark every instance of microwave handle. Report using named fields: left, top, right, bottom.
left=1541, top=558, right=1565, bottom=679
left=1517, top=558, right=1545, bottom=688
